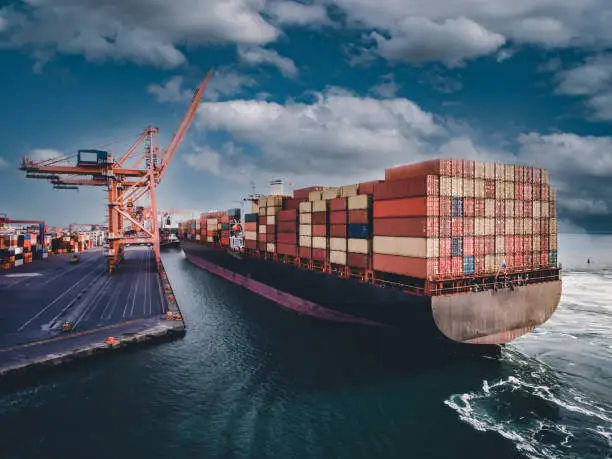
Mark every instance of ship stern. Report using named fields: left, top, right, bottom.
left=431, top=280, right=562, bottom=345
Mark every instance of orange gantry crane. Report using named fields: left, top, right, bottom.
left=20, top=69, right=213, bottom=273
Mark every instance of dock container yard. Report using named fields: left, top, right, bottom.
left=179, top=159, right=561, bottom=346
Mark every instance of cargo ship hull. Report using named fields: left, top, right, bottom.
left=181, top=241, right=561, bottom=345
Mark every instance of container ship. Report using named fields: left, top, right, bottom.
left=178, top=159, right=561, bottom=346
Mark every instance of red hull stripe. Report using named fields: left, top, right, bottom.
left=184, top=253, right=387, bottom=327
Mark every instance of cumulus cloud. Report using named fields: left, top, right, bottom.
left=0, top=0, right=280, bottom=68
left=238, top=46, right=299, bottom=78
left=370, top=73, right=400, bottom=98
left=267, top=1, right=331, bottom=27
left=183, top=145, right=222, bottom=174
left=370, top=17, right=506, bottom=67
left=29, top=149, right=65, bottom=162
left=147, top=76, right=191, bottom=103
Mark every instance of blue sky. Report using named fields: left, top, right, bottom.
left=0, top=0, right=611, bottom=232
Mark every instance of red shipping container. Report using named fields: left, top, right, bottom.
left=259, top=216, right=267, bottom=225
left=515, top=182, right=524, bottom=201
left=348, top=252, right=369, bottom=269
left=373, top=197, right=429, bottom=218
left=277, top=243, right=298, bottom=257
left=464, top=236, right=474, bottom=256
left=313, top=213, right=327, bottom=225
left=299, top=247, right=311, bottom=259
left=359, top=180, right=383, bottom=195
left=463, top=160, right=475, bottom=178
left=451, top=257, right=463, bottom=276
left=542, top=184, right=549, bottom=201
left=533, top=168, right=541, bottom=184
left=533, top=219, right=540, bottom=235
left=550, top=202, right=557, bottom=218
left=465, top=217, right=475, bottom=236
left=495, top=200, right=504, bottom=217
left=312, top=248, right=327, bottom=261
left=514, top=253, right=524, bottom=268
left=330, top=224, right=347, bottom=237
left=245, top=222, right=257, bottom=231
left=541, top=251, right=549, bottom=265
left=451, top=217, right=463, bottom=237
left=533, top=184, right=541, bottom=201
left=464, top=198, right=475, bottom=217
left=245, top=239, right=257, bottom=250
left=428, top=196, right=440, bottom=216
left=485, top=180, right=495, bottom=198
left=525, top=167, right=533, bottom=183
left=475, top=237, right=485, bottom=256
left=385, top=159, right=451, bottom=181
left=266, top=233, right=275, bottom=243
left=525, top=252, right=533, bottom=267
left=439, top=197, right=451, bottom=216
left=266, top=224, right=275, bottom=234
left=514, top=165, right=523, bottom=183
left=278, top=221, right=297, bottom=233
left=523, top=201, right=533, bottom=217
left=475, top=255, right=485, bottom=274
left=277, top=233, right=297, bottom=244
left=474, top=198, right=485, bottom=217
left=258, top=241, right=267, bottom=251
left=329, top=197, right=347, bottom=211
left=495, top=217, right=504, bottom=234
left=329, top=211, right=347, bottom=225
left=515, top=201, right=524, bottom=218
left=313, top=225, right=326, bottom=237
left=440, top=238, right=452, bottom=257
left=373, top=176, right=435, bottom=200
left=485, top=236, right=495, bottom=254
left=278, top=209, right=297, bottom=221
left=348, top=209, right=369, bottom=224
left=427, top=217, right=440, bottom=238
left=439, top=257, right=451, bottom=277
left=221, top=230, right=230, bottom=238
left=524, top=183, right=533, bottom=201
left=451, top=159, right=464, bottom=177
left=374, top=217, right=427, bottom=237
left=294, top=186, right=323, bottom=199
left=523, top=236, right=530, bottom=252
left=373, top=253, right=438, bottom=278
left=440, top=217, right=451, bottom=237
left=283, top=198, right=303, bottom=210
left=505, top=235, right=515, bottom=254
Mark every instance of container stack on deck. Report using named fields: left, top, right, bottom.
left=179, top=159, right=558, bottom=292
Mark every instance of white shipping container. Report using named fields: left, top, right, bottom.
left=373, top=236, right=428, bottom=258
left=266, top=243, right=276, bottom=253
left=267, top=195, right=283, bottom=206
left=312, top=236, right=327, bottom=249
left=485, top=254, right=496, bottom=273
left=485, top=218, right=495, bottom=236
left=348, top=195, right=370, bottom=210
left=484, top=161, right=495, bottom=180
left=550, top=188, right=557, bottom=202
left=495, top=236, right=505, bottom=254
left=463, top=178, right=474, bottom=197
left=330, top=250, right=347, bottom=265
left=495, top=163, right=505, bottom=180
left=505, top=182, right=515, bottom=199
left=259, top=225, right=267, bottom=234
left=312, top=200, right=327, bottom=212
left=267, top=206, right=279, bottom=216
left=474, top=160, right=485, bottom=179
left=207, top=236, right=214, bottom=243
left=551, top=232, right=558, bottom=249
left=348, top=238, right=369, bottom=254
left=322, top=188, right=340, bottom=200
left=505, top=164, right=515, bottom=182
left=340, top=184, right=359, bottom=197
left=541, top=200, right=549, bottom=217
left=299, top=235, right=312, bottom=247
left=299, top=213, right=312, bottom=224
left=299, top=201, right=312, bottom=213
left=299, top=225, right=312, bottom=236
left=451, top=177, right=464, bottom=197
left=524, top=218, right=533, bottom=235
left=533, top=201, right=541, bottom=219
left=266, top=215, right=275, bottom=225
left=516, top=218, right=524, bottom=235
left=427, top=238, right=440, bottom=258
left=259, top=207, right=266, bottom=216
left=440, top=176, right=452, bottom=197
left=251, top=202, right=259, bottom=213
left=495, top=180, right=505, bottom=199
left=542, top=170, right=550, bottom=185
left=485, top=199, right=495, bottom=217
left=551, top=218, right=558, bottom=234
left=258, top=197, right=267, bottom=208
left=245, top=231, right=257, bottom=240
left=309, top=190, right=323, bottom=201
left=330, top=237, right=347, bottom=251
left=505, top=218, right=515, bottom=236
left=475, top=217, right=485, bottom=236
left=505, top=200, right=514, bottom=218
left=533, top=235, right=541, bottom=252
left=474, top=179, right=485, bottom=198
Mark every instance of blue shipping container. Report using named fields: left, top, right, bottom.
left=451, top=198, right=464, bottom=217
left=348, top=223, right=370, bottom=239
left=463, top=256, right=475, bottom=275
left=550, top=250, right=557, bottom=265
left=451, top=237, right=463, bottom=257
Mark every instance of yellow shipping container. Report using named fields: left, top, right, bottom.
left=322, top=188, right=340, bottom=200
left=312, top=200, right=327, bottom=212
left=312, top=236, right=327, bottom=250
left=348, top=238, right=369, bottom=254
left=348, top=195, right=369, bottom=210
left=340, top=184, right=359, bottom=198
left=309, top=190, right=323, bottom=201
left=299, top=201, right=312, bottom=213
left=372, top=236, right=428, bottom=258
left=329, top=237, right=347, bottom=251
left=299, top=213, right=312, bottom=224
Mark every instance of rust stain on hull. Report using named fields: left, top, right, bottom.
left=431, top=280, right=562, bottom=345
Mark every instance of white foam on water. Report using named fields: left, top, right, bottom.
left=3, top=273, right=42, bottom=278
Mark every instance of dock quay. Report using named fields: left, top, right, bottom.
left=0, top=246, right=185, bottom=379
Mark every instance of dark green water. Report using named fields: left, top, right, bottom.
left=1, top=235, right=611, bottom=459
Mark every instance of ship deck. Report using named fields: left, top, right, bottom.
left=0, top=247, right=184, bottom=378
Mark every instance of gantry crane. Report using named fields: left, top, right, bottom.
left=20, top=69, right=213, bottom=273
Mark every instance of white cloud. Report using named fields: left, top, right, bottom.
left=560, top=198, right=609, bottom=216
left=0, top=157, right=8, bottom=168
left=267, top=1, right=331, bottom=27
left=29, top=149, right=65, bottom=162
left=238, top=46, right=299, bottom=78
left=558, top=218, right=587, bottom=234
left=0, top=0, right=280, bottom=68
left=370, top=73, right=400, bottom=98
left=537, top=57, right=562, bottom=73
left=183, top=145, right=222, bottom=174
left=147, top=76, right=190, bottom=103
left=370, top=17, right=506, bottom=67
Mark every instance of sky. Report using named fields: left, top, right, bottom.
left=0, top=0, right=611, bottom=232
